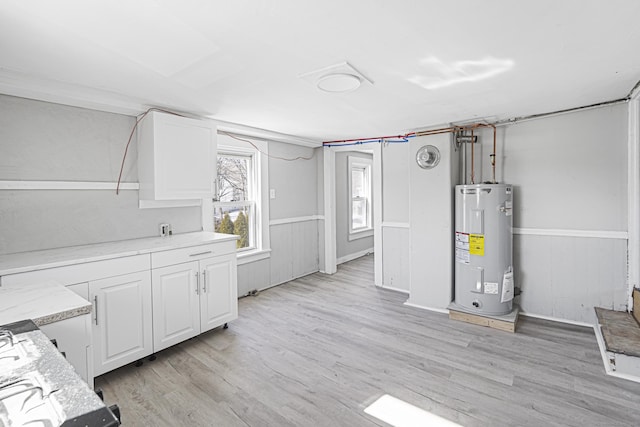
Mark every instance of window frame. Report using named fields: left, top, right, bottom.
left=348, top=155, right=373, bottom=240
left=214, top=152, right=256, bottom=252
left=202, top=135, right=271, bottom=265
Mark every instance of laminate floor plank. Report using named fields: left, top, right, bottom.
left=95, top=255, right=640, bottom=426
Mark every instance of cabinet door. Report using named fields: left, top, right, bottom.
left=90, top=271, right=152, bottom=376
left=152, top=261, right=201, bottom=352
left=40, top=314, right=93, bottom=387
left=200, top=254, right=238, bottom=333
left=153, top=113, right=216, bottom=200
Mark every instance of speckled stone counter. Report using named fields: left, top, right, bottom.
left=0, top=280, right=91, bottom=326
left=0, top=320, right=118, bottom=426
left=0, top=231, right=238, bottom=277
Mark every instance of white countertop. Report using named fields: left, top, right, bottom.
left=0, top=280, right=92, bottom=326
left=0, top=231, right=238, bottom=276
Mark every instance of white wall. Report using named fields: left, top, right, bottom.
left=237, top=258, right=270, bottom=296
left=268, top=142, right=318, bottom=220
left=0, top=95, right=201, bottom=255
left=214, top=136, right=321, bottom=296
left=5, top=94, right=629, bottom=324
left=381, top=142, right=410, bottom=292
left=474, top=103, right=628, bottom=323
left=334, top=151, right=374, bottom=263
left=382, top=143, right=410, bottom=221
left=236, top=141, right=319, bottom=295
left=407, top=133, right=458, bottom=310
left=0, top=94, right=321, bottom=298
left=316, top=148, right=326, bottom=271
left=377, top=104, right=628, bottom=323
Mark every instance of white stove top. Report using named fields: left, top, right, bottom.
left=0, top=373, right=63, bottom=427
left=0, top=324, right=106, bottom=426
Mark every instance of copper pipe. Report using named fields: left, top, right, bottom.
left=323, top=133, right=416, bottom=145
left=413, top=127, right=456, bottom=136
left=470, top=129, right=475, bottom=184
left=492, top=124, right=497, bottom=183
left=324, top=125, right=458, bottom=145
left=322, top=121, right=499, bottom=192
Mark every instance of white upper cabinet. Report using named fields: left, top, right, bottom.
left=137, top=111, right=216, bottom=202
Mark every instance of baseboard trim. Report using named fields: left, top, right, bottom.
left=519, top=311, right=594, bottom=328
left=240, top=269, right=321, bottom=297
left=403, top=301, right=449, bottom=314
left=377, top=284, right=410, bottom=294
left=401, top=303, right=596, bottom=328
left=337, top=248, right=374, bottom=265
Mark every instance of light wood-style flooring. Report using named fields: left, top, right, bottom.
left=96, top=255, right=640, bottom=426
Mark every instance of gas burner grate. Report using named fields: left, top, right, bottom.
left=0, top=328, right=29, bottom=367
left=0, top=328, right=17, bottom=351
left=0, top=374, right=62, bottom=427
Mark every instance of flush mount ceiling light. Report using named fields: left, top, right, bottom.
left=299, top=61, right=373, bottom=93
left=317, top=73, right=361, bottom=93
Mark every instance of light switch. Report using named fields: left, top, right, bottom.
left=270, top=189, right=276, bottom=199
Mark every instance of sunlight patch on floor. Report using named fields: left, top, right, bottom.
left=365, top=394, right=462, bottom=427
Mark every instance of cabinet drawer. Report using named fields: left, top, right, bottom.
left=1, top=254, right=151, bottom=287
left=151, top=240, right=236, bottom=268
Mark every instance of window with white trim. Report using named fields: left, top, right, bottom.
left=348, top=156, right=373, bottom=237
left=214, top=151, right=257, bottom=251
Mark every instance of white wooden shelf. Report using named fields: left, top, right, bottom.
left=0, top=180, right=139, bottom=191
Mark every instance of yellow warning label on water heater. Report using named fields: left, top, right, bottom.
left=469, top=234, right=485, bottom=256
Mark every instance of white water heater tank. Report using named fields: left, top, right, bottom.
left=454, top=184, right=514, bottom=315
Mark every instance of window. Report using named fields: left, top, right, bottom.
left=203, top=134, right=270, bottom=264
left=214, top=152, right=256, bottom=251
left=348, top=155, right=373, bottom=238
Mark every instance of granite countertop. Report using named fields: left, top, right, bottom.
left=0, top=320, right=110, bottom=424
left=0, top=231, right=238, bottom=276
left=0, top=280, right=92, bottom=326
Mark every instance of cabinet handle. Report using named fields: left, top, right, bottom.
left=94, top=296, right=98, bottom=325
left=202, top=270, right=207, bottom=293
left=190, top=251, right=212, bottom=257
left=195, top=271, right=200, bottom=295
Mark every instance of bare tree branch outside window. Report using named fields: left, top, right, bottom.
left=217, top=156, right=248, bottom=202
left=214, top=154, right=253, bottom=250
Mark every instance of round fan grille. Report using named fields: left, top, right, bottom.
left=416, top=145, right=441, bottom=169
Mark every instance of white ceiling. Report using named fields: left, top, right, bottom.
left=1, top=0, right=640, bottom=144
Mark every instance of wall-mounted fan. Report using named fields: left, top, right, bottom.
left=416, top=145, right=440, bottom=169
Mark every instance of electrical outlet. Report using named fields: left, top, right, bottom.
left=159, top=223, right=171, bottom=237
left=270, top=189, right=276, bottom=199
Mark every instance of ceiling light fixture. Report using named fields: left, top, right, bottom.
left=299, top=61, right=372, bottom=93
left=316, top=73, right=362, bottom=93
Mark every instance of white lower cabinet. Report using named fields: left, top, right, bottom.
left=40, top=313, right=93, bottom=387
left=90, top=271, right=153, bottom=376
left=0, top=235, right=237, bottom=380
left=151, top=261, right=200, bottom=351
left=152, top=252, right=237, bottom=352
left=200, top=253, right=237, bottom=333
left=40, top=282, right=92, bottom=386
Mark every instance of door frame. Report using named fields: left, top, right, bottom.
left=321, top=143, right=382, bottom=286
left=628, top=89, right=640, bottom=309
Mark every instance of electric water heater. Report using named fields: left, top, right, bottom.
left=454, top=183, right=514, bottom=315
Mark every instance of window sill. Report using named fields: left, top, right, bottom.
left=348, top=229, right=373, bottom=241
left=236, top=248, right=271, bottom=265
